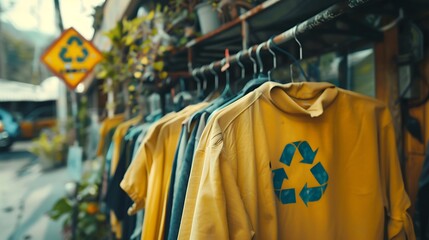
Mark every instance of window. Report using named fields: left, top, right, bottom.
left=26, top=107, right=56, bottom=120
left=347, top=49, right=375, bottom=97
left=299, top=47, right=376, bottom=97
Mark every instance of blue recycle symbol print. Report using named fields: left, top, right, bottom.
left=272, top=141, right=328, bottom=206
left=59, top=36, right=88, bottom=63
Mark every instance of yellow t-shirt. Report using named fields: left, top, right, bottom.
left=121, top=102, right=208, bottom=240
left=96, top=114, right=124, bottom=157
left=122, top=111, right=178, bottom=214
left=179, top=82, right=415, bottom=240
left=110, top=115, right=143, bottom=176
left=109, top=115, right=142, bottom=239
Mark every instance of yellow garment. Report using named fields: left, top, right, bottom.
left=121, top=102, right=208, bottom=240
left=109, top=115, right=142, bottom=239
left=96, top=114, right=124, bottom=157
left=179, top=82, right=415, bottom=240
left=110, top=115, right=142, bottom=176
left=123, top=111, right=178, bottom=214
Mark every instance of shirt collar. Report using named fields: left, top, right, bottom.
left=263, top=82, right=338, bottom=117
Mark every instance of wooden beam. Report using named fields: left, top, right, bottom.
left=375, top=26, right=403, bottom=164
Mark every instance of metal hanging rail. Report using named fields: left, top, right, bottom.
left=191, top=0, right=373, bottom=76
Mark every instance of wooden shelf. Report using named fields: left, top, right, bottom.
left=164, top=0, right=397, bottom=76
left=187, top=0, right=342, bottom=65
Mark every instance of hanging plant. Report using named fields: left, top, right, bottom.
left=95, top=4, right=176, bottom=114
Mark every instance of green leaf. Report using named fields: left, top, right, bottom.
left=96, top=69, right=108, bottom=79
left=147, top=10, right=155, bottom=21
left=143, top=46, right=151, bottom=54
left=143, top=39, right=152, bottom=46
left=83, top=224, right=97, bottom=235
left=133, top=16, right=146, bottom=26
left=153, top=61, right=164, bottom=71
left=127, top=57, right=135, bottom=66
left=156, top=3, right=162, bottom=13
left=122, top=19, right=132, bottom=31
left=47, top=198, right=72, bottom=220
left=159, top=71, right=168, bottom=79
left=124, top=35, right=135, bottom=46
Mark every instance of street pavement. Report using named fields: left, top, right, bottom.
left=0, top=141, right=71, bottom=240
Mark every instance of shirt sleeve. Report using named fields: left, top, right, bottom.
left=381, top=120, right=415, bottom=240
left=96, top=121, right=106, bottom=157
left=120, top=140, right=151, bottom=215
left=187, top=126, right=254, bottom=239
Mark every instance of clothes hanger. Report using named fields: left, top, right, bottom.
left=196, top=68, right=207, bottom=101
left=145, top=92, right=163, bottom=122
left=269, top=36, right=310, bottom=82
left=202, top=65, right=217, bottom=102
left=194, top=69, right=203, bottom=100
left=291, top=25, right=304, bottom=83
left=267, top=38, right=277, bottom=81
left=186, top=62, right=229, bottom=132
left=185, top=68, right=213, bottom=132
left=220, top=58, right=233, bottom=97
left=233, top=51, right=246, bottom=92
left=173, top=71, right=196, bottom=109
left=206, top=46, right=267, bottom=122
left=238, top=46, right=269, bottom=94
left=209, top=62, right=219, bottom=91
left=237, top=51, right=245, bottom=80
left=200, top=66, right=209, bottom=98
left=248, top=46, right=258, bottom=77
left=256, top=43, right=266, bottom=76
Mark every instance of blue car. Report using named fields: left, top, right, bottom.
left=0, top=108, right=20, bottom=151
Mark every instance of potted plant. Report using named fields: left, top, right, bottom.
left=168, top=0, right=221, bottom=34
left=168, top=0, right=261, bottom=34
left=30, top=127, right=67, bottom=170
left=195, top=1, right=222, bottom=34
left=96, top=6, right=174, bottom=115
left=47, top=178, right=108, bottom=240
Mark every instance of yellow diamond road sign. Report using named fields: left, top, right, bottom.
left=41, top=27, right=103, bottom=90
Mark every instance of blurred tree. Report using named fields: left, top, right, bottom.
left=1, top=29, right=36, bottom=83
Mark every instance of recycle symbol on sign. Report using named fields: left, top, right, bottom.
left=59, top=36, right=89, bottom=63
left=272, top=141, right=328, bottom=206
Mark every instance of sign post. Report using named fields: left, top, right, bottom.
left=41, top=27, right=102, bottom=240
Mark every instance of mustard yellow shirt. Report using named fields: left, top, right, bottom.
left=96, top=114, right=124, bottom=157
left=179, top=82, right=414, bottom=240
left=110, top=115, right=142, bottom=176
left=109, top=115, right=142, bottom=239
left=121, top=102, right=208, bottom=240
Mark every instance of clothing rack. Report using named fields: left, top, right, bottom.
left=191, top=0, right=374, bottom=76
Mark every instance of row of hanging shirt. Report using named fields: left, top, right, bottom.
left=98, top=41, right=416, bottom=240
left=96, top=93, right=164, bottom=240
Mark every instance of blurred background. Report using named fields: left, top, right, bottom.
left=0, top=1, right=103, bottom=239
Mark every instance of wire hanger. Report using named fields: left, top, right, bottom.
left=194, top=69, right=202, bottom=97
left=294, top=25, right=303, bottom=61
left=201, top=66, right=208, bottom=92
left=270, top=36, right=309, bottom=81
left=256, top=43, right=265, bottom=75
left=291, top=25, right=304, bottom=83
left=209, top=62, right=219, bottom=90
left=248, top=47, right=258, bottom=77
left=220, top=58, right=233, bottom=97
left=202, top=65, right=217, bottom=102
left=233, top=50, right=248, bottom=93
left=267, top=38, right=277, bottom=81
left=237, top=51, right=245, bottom=79
left=198, top=66, right=211, bottom=99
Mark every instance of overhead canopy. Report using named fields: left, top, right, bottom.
left=0, top=77, right=60, bottom=102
